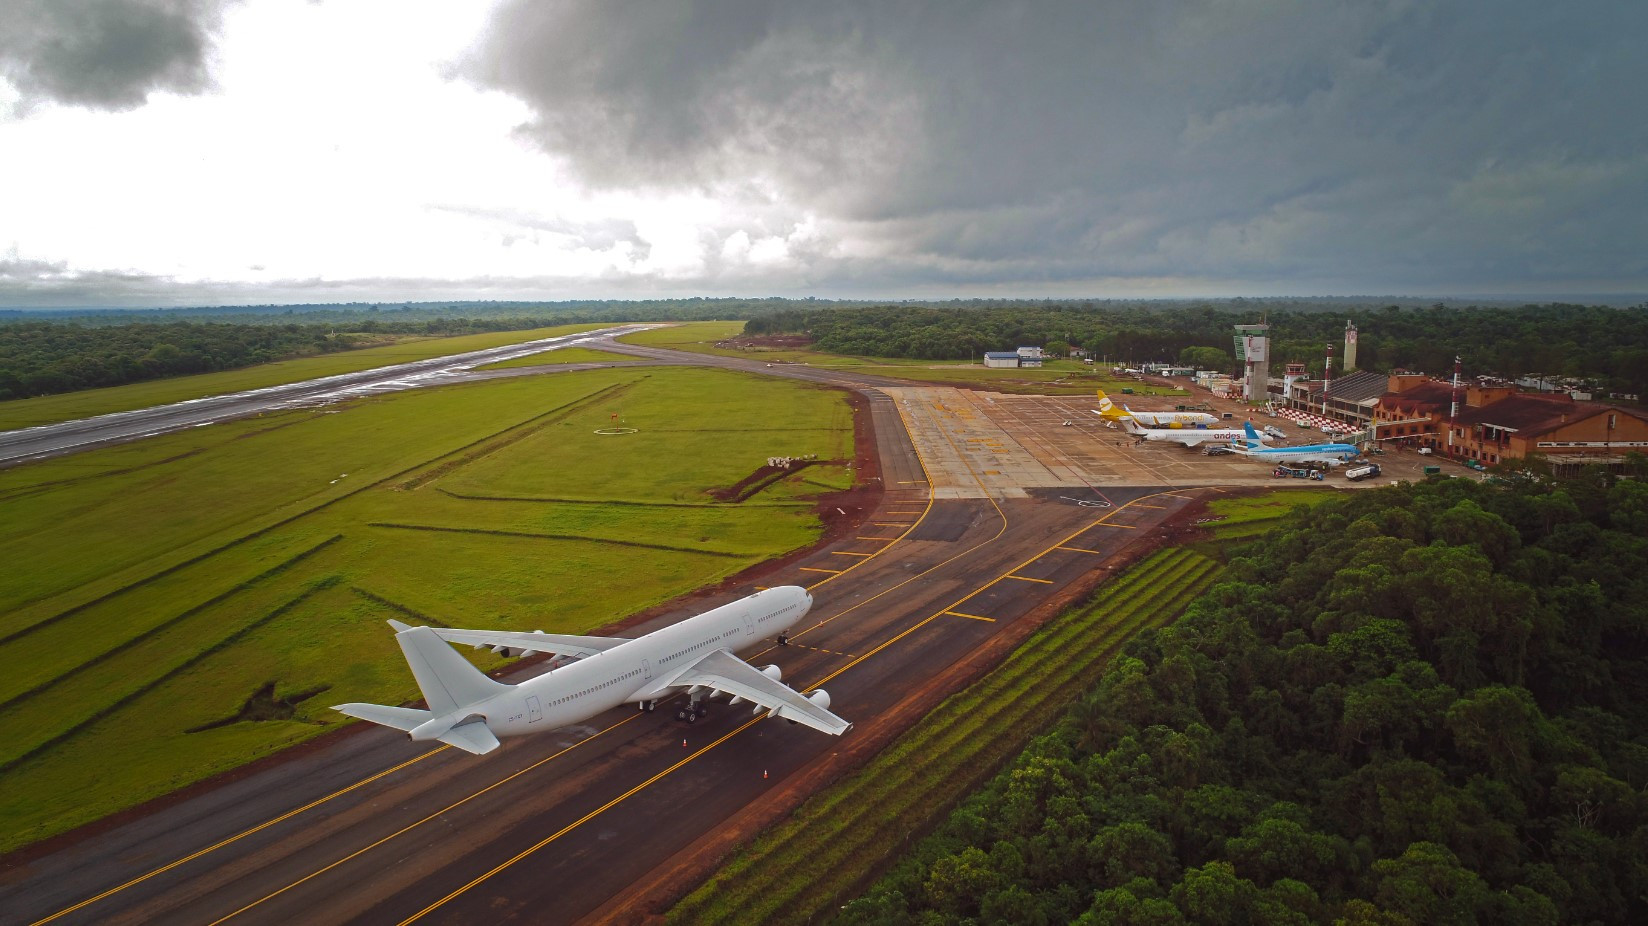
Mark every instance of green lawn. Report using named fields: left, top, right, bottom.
left=0, top=323, right=609, bottom=430
left=0, top=364, right=853, bottom=853
left=1202, top=488, right=1337, bottom=541
left=621, top=324, right=1186, bottom=396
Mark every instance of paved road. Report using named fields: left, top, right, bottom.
left=0, top=325, right=660, bottom=468
left=2, top=340, right=1212, bottom=926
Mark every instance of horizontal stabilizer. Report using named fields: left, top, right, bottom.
left=439, top=721, right=500, bottom=755
left=334, top=702, right=431, bottom=733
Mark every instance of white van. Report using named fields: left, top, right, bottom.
left=1262, top=425, right=1287, bottom=439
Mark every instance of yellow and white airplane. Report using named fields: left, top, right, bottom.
left=335, top=586, right=849, bottom=754
left=1093, top=390, right=1220, bottom=428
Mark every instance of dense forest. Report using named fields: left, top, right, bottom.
left=0, top=315, right=593, bottom=400
left=745, top=304, right=1648, bottom=395
left=6, top=298, right=1648, bottom=401
left=840, top=477, right=1648, bottom=924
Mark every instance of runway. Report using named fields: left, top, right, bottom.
left=4, top=336, right=1268, bottom=925
left=0, top=325, right=660, bottom=468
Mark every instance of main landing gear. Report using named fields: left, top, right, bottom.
left=675, top=702, right=709, bottom=723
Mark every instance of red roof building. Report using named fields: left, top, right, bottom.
left=1375, top=373, right=1648, bottom=472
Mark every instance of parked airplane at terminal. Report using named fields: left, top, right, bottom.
left=1115, top=416, right=1271, bottom=448
left=1094, top=390, right=1220, bottom=428
left=335, top=585, right=849, bottom=755
left=1232, top=422, right=1360, bottom=465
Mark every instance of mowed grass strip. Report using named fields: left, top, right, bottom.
left=617, top=322, right=1187, bottom=396
left=1203, top=489, right=1336, bottom=543
left=0, top=323, right=610, bottom=431
left=669, top=547, right=1224, bottom=925
left=0, top=364, right=855, bottom=852
left=0, top=373, right=639, bottom=628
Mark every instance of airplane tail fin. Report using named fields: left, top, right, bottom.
left=1242, top=421, right=1262, bottom=448
left=1094, top=390, right=1119, bottom=417
left=333, top=623, right=510, bottom=756
left=395, top=624, right=511, bottom=717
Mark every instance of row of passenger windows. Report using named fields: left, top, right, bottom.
left=664, top=601, right=795, bottom=664
left=552, top=667, right=642, bottom=707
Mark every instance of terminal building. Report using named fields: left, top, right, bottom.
left=1375, top=374, right=1648, bottom=474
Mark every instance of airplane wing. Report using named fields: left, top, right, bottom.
left=387, top=620, right=627, bottom=660
left=673, top=650, right=852, bottom=736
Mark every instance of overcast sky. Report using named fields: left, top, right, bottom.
left=1, top=0, right=1644, bottom=307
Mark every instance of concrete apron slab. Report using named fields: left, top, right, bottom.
left=885, top=386, right=1311, bottom=498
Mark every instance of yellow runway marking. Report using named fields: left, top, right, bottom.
left=397, top=721, right=760, bottom=925
left=1006, top=575, right=1053, bottom=584
left=830, top=551, right=874, bottom=557
left=1091, top=522, right=1136, bottom=529
left=945, top=611, right=997, bottom=622
left=798, top=566, right=842, bottom=574
left=32, top=750, right=445, bottom=926
left=1133, top=504, right=1166, bottom=509
left=787, top=644, right=855, bottom=657
left=1056, top=546, right=1106, bottom=555
left=856, top=536, right=899, bottom=541
left=204, top=719, right=637, bottom=925
left=872, top=522, right=913, bottom=527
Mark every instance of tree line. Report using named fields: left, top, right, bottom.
left=840, top=475, right=1648, bottom=924
left=0, top=317, right=568, bottom=400
left=744, top=303, right=1648, bottom=396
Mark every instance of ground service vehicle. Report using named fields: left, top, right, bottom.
left=1345, top=463, right=1381, bottom=481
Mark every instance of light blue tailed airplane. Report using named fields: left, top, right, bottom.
left=1232, top=422, right=1359, bottom=465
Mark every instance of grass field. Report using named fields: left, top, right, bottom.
left=473, top=346, right=642, bottom=370
left=1202, top=488, right=1337, bottom=542
left=0, top=323, right=609, bottom=431
left=0, top=364, right=853, bottom=853
left=622, top=323, right=1187, bottom=396
left=668, top=545, right=1225, bottom=925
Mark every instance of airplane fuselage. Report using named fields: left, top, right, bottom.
left=468, top=586, right=813, bottom=739
left=1125, top=410, right=1220, bottom=427
left=1138, top=427, right=1252, bottom=446
left=1236, top=444, right=1359, bottom=464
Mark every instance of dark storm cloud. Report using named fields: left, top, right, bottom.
left=0, top=0, right=228, bottom=111
left=468, top=0, right=1648, bottom=293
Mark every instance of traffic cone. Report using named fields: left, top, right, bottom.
left=682, top=738, right=688, bottom=748
left=763, top=769, right=769, bottom=780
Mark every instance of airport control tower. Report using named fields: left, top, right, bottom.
left=1232, top=323, right=1270, bottom=402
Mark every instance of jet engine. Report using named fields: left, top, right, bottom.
left=807, top=690, right=832, bottom=711
left=761, top=664, right=783, bottom=682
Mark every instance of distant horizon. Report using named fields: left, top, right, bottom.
left=5, top=292, right=1647, bottom=314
